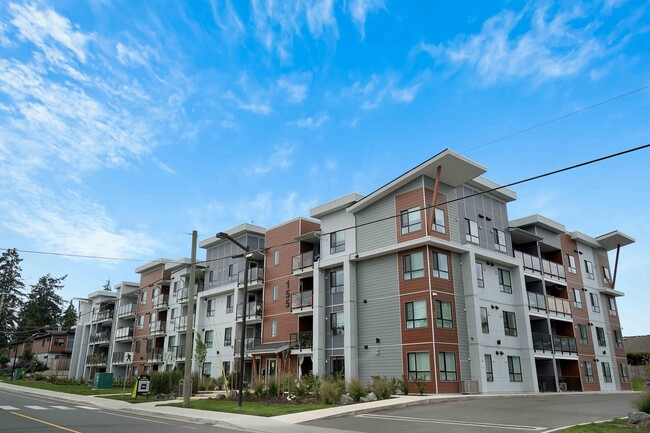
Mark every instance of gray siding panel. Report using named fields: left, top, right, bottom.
left=456, top=186, right=511, bottom=254
left=535, top=227, right=561, bottom=250
left=356, top=254, right=402, bottom=382
left=356, top=195, right=396, bottom=253
left=452, top=252, right=471, bottom=379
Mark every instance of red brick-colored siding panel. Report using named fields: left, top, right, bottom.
left=424, top=188, right=451, bottom=242
left=395, top=187, right=426, bottom=243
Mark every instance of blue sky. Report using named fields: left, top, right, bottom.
left=0, top=0, right=648, bottom=335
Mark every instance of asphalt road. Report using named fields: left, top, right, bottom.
left=0, top=388, right=242, bottom=433
left=306, top=393, right=641, bottom=433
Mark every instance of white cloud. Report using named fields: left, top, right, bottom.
left=224, top=90, right=272, bottom=115
left=116, top=42, right=148, bottom=67
left=291, top=114, right=329, bottom=128
left=346, top=73, right=424, bottom=110
left=277, top=73, right=311, bottom=103
left=419, top=4, right=610, bottom=84
left=324, top=157, right=337, bottom=170
left=306, top=0, right=337, bottom=38
left=209, top=0, right=245, bottom=41
left=347, top=0, right=385, bottom=40
left=245, top=145, right=294, bottom=175
left=9, top=2, right=92, bottom=63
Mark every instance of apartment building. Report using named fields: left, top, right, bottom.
left=9, top=330, right=75, bottom=377
left=108, top=281, right=139, bottom=378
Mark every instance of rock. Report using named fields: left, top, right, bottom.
left=639, top=418, right=650, bottom=430
left=214, top=394, right=226, bottom=400
left=628, top=412, right=650, bottom=424
left=366, top=392, right=378, bottom=402
left=394, top=389, right=404, bottom=395
left=228, top=390, right=237, bottom=399
left=359, top=397, right=369, bottom=403
left=340, top=394, right=354, bottom=405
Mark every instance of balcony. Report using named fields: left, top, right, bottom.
left=112, top=351, right=131, bottom=365
left=114, top=327, right=133, bottom=342
left=538, top=375, right=582, bottom=392
left=290, top=331, right=313, bottom=352
left=152, top=294, right=169, bottom=310
left=291, top=290, right=313, bottom=313
left=238, top=268, right=264, bottom=287
left=542, top=259, right=566, bottom=282
left=85, top=354, right=108, bottom=366
left=173, top=316, right=187, bottom=331
left=236, top=301, right=263, bottom=321
left=170, top=345, right=186, bottom=360
left=176, top=287, right=189, bottom=303
left=292, top=251, right=315, bottom=272
left=89, top=331, right=111, bottom=345
left=527, top=292, right=572, bottom=317
left=532, top=332, right=577, bottom=355
left=92, top=310, right=114, bottom=324
left=515, top=251, right=566, bottom=283
left=516, top=251, right=542, bottom=275
left=150, top=321, right=166, bottom=336
left=147, top=348, right=164, bottom=363
left=233, top=337, right=261, bottom=353
left=117, top=303, right=136, bottom=318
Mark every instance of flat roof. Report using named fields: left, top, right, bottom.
left=347, top=149, right=488, bottom=213
left=135, top=258, right=173, bottom=274
left=310, top=193, right=365, bottom=218
left=200, top=223, right=266, bottom=249
left=509, top=214, right=567, bottom=234
left=570, top=231, right=602, bottom=249
left=596, top=230, right=635, bottom=250
left=466, top=176, right=517, bottom=202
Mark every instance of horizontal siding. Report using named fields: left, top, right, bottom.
left=535, top=227, right=561, bottom=250
left=452, top=252, right=470, bottom=379
left=356, top=194, right=396, bottom=253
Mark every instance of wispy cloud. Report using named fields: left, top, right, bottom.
left=209, top=0, right=245, bottom=41
left=345, top=73, right=424, bottom=110
left=347, top=0, right=385, bottom=40
left=224, top=90, right=272, bottom=115
left=417, top=3, right=626, bottom=85
left=277, top=73, right=311, bottom=103
left=245, top=145, right=294, bottom=175
left=290, top=114, right=329, bottom=128
left=115, top=42, right=149, bottom=67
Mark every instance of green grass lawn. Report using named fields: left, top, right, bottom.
left=164, top=399, right=332, bottom=417
left=632, top=378, right=648, bottom=391
left=98, top=394, right=159, bottom=404
left=555, top=419, right=648, bottom=432
left=1, top=379, right=121, bottom=396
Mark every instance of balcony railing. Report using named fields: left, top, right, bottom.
left=176, top=287, right=189, bottom=302
left=85, top=354, right=108, bottom=365
left=290, top=331, right=313, bottom=351
left=515, top=251, right=566, bottom=282
left=532, top=332, right=553, bottom=353
left=114, top=326, right=133, bottom=341
left=150, top=321, right=166, bottom=335
left=170, top=345, right=186, bottom=360
left=527, top=292, right=571, bottom=317
left=173, top=316, right=187, bottom=331
left=292, top=251, right=315, bottom=271
left=532, top=332, right=577, bottom=355
left=238, top=268, right=264, bottom=286
left=233, top=337, right=261, bottom=351
left=89, top=331, right=111, bottom=344
left=152, top=294, right=169, bottom=309
left=112, top=351, right=131, bottom=364
left=291, top=290, right=313, bottom=311
left=117, top=303, right=136, bottom=318
left=148, top=348, right=164, bottom=363
left=516, top=251, right=542, bottom=275
left=93, top=310, right=114, bottom=323
left=537, top=375, right=582, bottom=392
left=236, top=301, right=263, bottom=320
left=553, top=335, right=578, bottom=354
left=542, top=259, right=566, bottom=282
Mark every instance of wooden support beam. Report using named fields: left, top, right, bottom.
left=611, top=243, right=621, bottom=289
left=427, top=165, right=442, bottom=233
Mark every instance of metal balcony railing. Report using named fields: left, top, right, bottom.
left=170, top=345, right=186, bottom=360
left=290, top=331, right=313, bottom=351
left=173, top=316, right=187, bottom=331
left=150, top=321, right=166, bottom=335
left=532, top=332, right=577, bottom=355
left=114, top=327, right=133, bottom=341
left=176, top=287, right=189, bottom=302
left=236, top=301, right=263, bottom=320
left=112, top=351, right=130, bottom=364
left=291, top=290, right=313, bottom=311
left=117, top=303, right=136, bottom=317
left=148, top=348, right=164, bottom=363
left=93, top=310, right=114, bottom=323
left=89, top=331, right=111, bottom=344
left=292, top=251, right=315, bottom=271
left=542, top=259, right=566, bottom=282
left=85, top=354, right=108, bottom=365
left=152, top=294, right=169, bottom=309
left=233, top=337, right=261, bottom=351
left=238, top=268, right=264, bottom=286
left=515, top=251, right=566, bottom=282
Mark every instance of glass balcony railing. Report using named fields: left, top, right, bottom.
left=170, top=345, right=186, bottom=360
left=117, top=303, right=136, bottom=317
left=152, top=294, right=168, bottom=309
left=150, top=321, right=166, bottom=335
left=89, top=331, right=111, bottom=344
left=292, top=251, right=315, bottom=271
left=238, top=268, right=264, bottom=286
left=233, top=337, right=261, bottom=351
left=291, top=290, right=313, bottom=311
left=236, top=301, right=263, bottom=320
left=527, top=292, right=571, bottom=317
left=515, top=251, right=566, bottom=282
left=173, top=316, right=187, bottom=331
left=85, top=354, right=108, bottom=365
left=531, top=332, right=577, bottom=355
left=93, top=310, right=114, bottom=323
left=290, top=331, right=313, bottom=351
left=114, top=327, right=133, bottom=341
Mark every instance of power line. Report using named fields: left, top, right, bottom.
left=0, top=248, right=143, bottom=262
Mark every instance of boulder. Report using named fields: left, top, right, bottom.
left=359, top=397, right=369, bottom=403
left=394, top=389, right=404, bottom=395
left=340, top=394, right=354, bottom=405
left=366, top=392, right=378, bottom=402
left=214, top=393, right=226, bottom=400
left=628, top=412, right=650, bottom=424
left=639, top=417, right=650, bottom=430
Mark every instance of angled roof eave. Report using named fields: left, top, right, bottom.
left=596, top=230, right=635, bottom=251
left=346, top=149, right=487, bottom=214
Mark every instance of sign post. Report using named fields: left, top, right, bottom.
left=122, top=352, right=134, bottom=398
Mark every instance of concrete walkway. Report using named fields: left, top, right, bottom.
left=0, top=381, right=639, bottom=432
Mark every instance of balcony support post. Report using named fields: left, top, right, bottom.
left=611, top=243, right=621, bottom=289
left=426, top=165, right=442, bottom=235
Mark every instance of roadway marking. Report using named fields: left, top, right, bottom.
left=76, top=405, right=100, bottom=410
left=52, top=405, right=76, bottom=410
left=358, top=414, right=546, bottom=431
left=11, top=412, right=82, bottom=433
left=0, top=405, right=19, bottom=410
left=25, top=405, right=49, bottom=410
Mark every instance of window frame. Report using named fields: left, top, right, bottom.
left=206, top=299, right=215, bottom=317
left=330, top=230, right=346, bottom=254
left=400, top=206, right=422, bottom=235
left=494, top=228, right=507, bottom=252
left=572, top=288, right=583, bottom=309
left=608, top=297, right=617, bottom=316
left=498, top=268, right=512, bottom=293
left=226, top=295, right=233, bottom=314
left=329, top=268, right=344, bottom=294
left=402, top=252, right=425, bottom=280
left=465, top=218, right=480, bottom=244
left=584, top=361, right=595, bottom=383
left=436, top=300, right=454, bottom=329
left=485, top=354, right=494, bottom=381
left=432, top=251, right=449, bottom=279
left=405, top=300, right=428, bottom=329
left=503, top=311, right=518, bottom=337
left=613, top=329, right=623, bottom=349
left=602, top=267, right=612, bottom=284
left=578, top=324, right=589, bottom=344
left=584, top=260, right=595, bottom=279
left=330, top=312, right=344, bottom=336
left=272, top=284, right=278, bottom=301
left=224, top=327, right=232, bottom=346
left=566, top=254, right=577, bottom=273
left=620, top=364, right=630, bottom=383
left=590, top=293, right=600, bottom=313
left=204, top=330, right=214, bottom=349
left=439, top=351, right=458, bottom=381
left=432, top=208, right=446, bottom=233
left=480, top=307, right=489, bottom=333
left=476, top=262, right=484, bottom=288
left=596, top=327, right=607, bottom=346
left=140, top=291, right=147, bottom=305
left=602, top=362, right=612, bottom=382
left=273, top=250, right=279, bottom=266
left=407, top=351, right=431, bottom=381
left=271, top=320, right=277, bottom=338
left=507, top=356, right=523, bottom=382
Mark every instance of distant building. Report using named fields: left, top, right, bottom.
left=10, top=329, right=75, bottom=377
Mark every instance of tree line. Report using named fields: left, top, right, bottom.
left=0, top=248, right=78, bottom=347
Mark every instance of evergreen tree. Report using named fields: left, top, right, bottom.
left=19, top=274, right=66, bottom=331
left=102, top=279, right=111, bottom=291
left=0, top=248, right=26, bottom=346
left=61, top=302, right=77, bottom=330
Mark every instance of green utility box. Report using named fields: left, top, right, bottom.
left=92, top=372, right=113, bottom=390
left=12, top=368, right=24, bottom=381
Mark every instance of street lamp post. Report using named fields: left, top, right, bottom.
left=215, top=232, right=250, bottom=409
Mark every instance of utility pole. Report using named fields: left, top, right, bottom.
left=183, top=230, right=198, bottom=408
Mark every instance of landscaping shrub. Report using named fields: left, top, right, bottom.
left=302, top=372, right=320, bottom=394
left=199, top=377, right=217, bottom=391
left=347, top=379, right=366, bottom=402
left=215, top=375, right=225, bottom=390
left=252, top=378, right=265, bottom=398
left=397, top=374, right=409, bottom=395
left=267, top=377, right=279, bottom=397
left=636, top=390, right=650, bottom=414
left=413, top=376, right=427, bottom=395
left=149, top=370, right=183, bottom=395
left=279, top=373, right=298, bottom=394
left=370, top=375, right=393, bottom=400
left=319, top=378, right=343, bottom=404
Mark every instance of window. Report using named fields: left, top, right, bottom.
left=228, top=264, right=236, bottom=281
left=135, top=340, right=141, bottom=354
left=432, top=252, right=449, bottom=279
left=620, top=364, right=630, bottom=383
left=503, top=311, right=517, bottom=336
left=54, top=338, right=65, bottom=346
left=331, top=312, right=344, bottom=335
left=140, top=291, right=147, bottom=305
left=402, top=252, right=424, bottom=280
left=202, top=362, right=211, bottom=378
left=590, top=293, right=600, bottom=313
left=137, top=315, right=144, bottom=330
left=494, top=229, right=507, bottom=252
left=480, top=307, right=489, bottom=333
left=476, top=263, right=484, bottom=288
left=146, top=339, right=153, bottom=353
left=596, top=327, right=606, bottom=346
left=273, top=250, right=279, bottom=266
left=271, top=320, right=277, bottom=338
left=400, top=206, right=421, bottom=234
left=206, top=299, right=215, bottom=317
left=132, top=366, right=139, bottom=377
left=226, top=295, right=233, bottom=314
left=584, top=260, right=595, bottom=279
left=168, top=335, right=176, bottom=348
left=436, top=300, right=453, bottom=329
left=405, top=301, right=427, bottom=329
left=224, top=327, right=232, bottom=346
left=330, top=268, right=344, bottom=294
left=272, top=285, right=278, bottom=301
left=465, top=219, right=479, bottom=244
left=173, top=281, right=179, bottom=295
left=170, top=308, right=176, bottom=320
left=613, top=329, right=623, bottom=349
left=608, top=297, right=617, bottom=316
left=602, top=267, right=612, bottom=285
left=584, top=361, right=595, bottom=383
left=485, top=354, right=494, bottom=381
left=566, top=254, right=577, bottom=273
left=499, top=269, right=512, bottom=293
left=507, top=356, right=523, bottom=382
left=572, top=288, right=583, bottom=309
left=602, top=362, right=612, bottom=382
left=149, top=312, right=156, bottom=325
left=209, top=270, right=214, bottom=282
left=330, top=230, right=345, bottom=254
left=407, top=352, right=431, bottom=380
left=223, top=361, right=231, bottom=376
left=439, top=352, right=457, bottom=381
left=433, top=208, right=446, bottom=233
left=578, top=324, right=589, bottom=344
left=204, top=330, right=214, bottom=349
left=330, top=356, right=345, bottom=376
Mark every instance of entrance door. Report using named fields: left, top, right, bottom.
left=266, top=358, right=276, bottom=383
